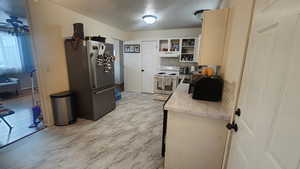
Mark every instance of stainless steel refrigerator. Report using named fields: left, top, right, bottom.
left=64, top=39, right=116, bottom=121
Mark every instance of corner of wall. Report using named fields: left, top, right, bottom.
left=218, top=0, right=232, bottom=9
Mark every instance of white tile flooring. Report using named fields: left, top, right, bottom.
left=0, top=95, right=44, bottom=148
left=0, top=92, right=164, bottom=169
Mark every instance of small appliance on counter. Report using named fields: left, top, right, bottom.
left=189, top=75, right=224, bottom=102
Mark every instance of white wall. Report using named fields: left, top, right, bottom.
left=128, top=28, right=200, bottom=40
left=27, top=0, right=129, bottom=126
left=124, top=28, right=200, bottom=93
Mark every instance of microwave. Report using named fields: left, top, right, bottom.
left=188, top=75, right=224, bottom=102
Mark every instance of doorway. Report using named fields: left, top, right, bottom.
left=141, top=40, right=157, bottom=93
left=113, top=39, right=125, bottom=91
left=0, top=2, right=44, bottom=148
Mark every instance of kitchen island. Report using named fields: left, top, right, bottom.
left=164, top=82, right=230, bottom=169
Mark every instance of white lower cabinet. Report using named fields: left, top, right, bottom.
left=165, top=111, right=227, bottom=169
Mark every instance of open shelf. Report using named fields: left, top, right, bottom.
left=170, top=39, right=180, bottom=52
left=180, top=38, right=196, bottom=62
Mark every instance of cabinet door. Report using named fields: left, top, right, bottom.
left=180, top=38, right=197, bottom=62
left=159, top=39, right=169, bottom=53
left=169, top=39, right=180, bottom=53
left=199, top=8, right=229, bottom=65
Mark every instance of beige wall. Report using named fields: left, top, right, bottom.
left=27, top=0, right=201, bottom=126
left=219, top=0, right=232, bottom=9
left=221, top=0, right=255, bottom=114
left=128, top=28, right=200, bottom=40
left=27, top=0, right=129, bottom=126
left=28, top=0, right=129, bottom=42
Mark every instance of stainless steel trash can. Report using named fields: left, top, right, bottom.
left=50, top=91, right=76, bottom=126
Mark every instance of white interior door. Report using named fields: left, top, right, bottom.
left=124, top=41, right=141, bottom=92
left=227, top=1, right=300, bottom=169
left=141, top=41, right=157, bottom=93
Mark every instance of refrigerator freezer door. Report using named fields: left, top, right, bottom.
left=91, top=87, right=116, bottom=120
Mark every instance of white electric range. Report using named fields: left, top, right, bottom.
left=154, top=66, right=180, bottom=96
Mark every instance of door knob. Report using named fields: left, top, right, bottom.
left=235, top=108, right=241, bottom=117
left=226, top=121, right=238, bottom=132
left=141, top=69, right=144, bottom=72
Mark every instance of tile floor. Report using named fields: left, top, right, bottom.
left=0, top=95, right=44, bottom=148
left=0, top=92, right=164, bottom=169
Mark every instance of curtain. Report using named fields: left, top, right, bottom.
left=0, top=31, right=23, bottom=75
left=17, top=33, right=35, bottom=73
left=0, top=31, right=35, bottom=76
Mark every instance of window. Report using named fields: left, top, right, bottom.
left=0, top=31, right=23, bottom=75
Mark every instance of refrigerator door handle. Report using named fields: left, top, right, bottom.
left=95, top=87, right=115, bottom=95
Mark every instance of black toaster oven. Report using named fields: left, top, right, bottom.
left=189, top=75, right=224, bottom=102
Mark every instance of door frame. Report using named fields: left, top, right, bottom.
left=24, top=0, right=51, bottom=126
left=26, top=1, right=70, bottom=126
left=221, top=0, right=257, bottom=168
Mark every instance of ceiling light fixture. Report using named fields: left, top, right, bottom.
left=142, top=15, right=157, bottom=24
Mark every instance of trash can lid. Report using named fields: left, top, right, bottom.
left=50, top=91, right=74, bottom=98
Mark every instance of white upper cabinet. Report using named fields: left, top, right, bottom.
left=159, top=39, right=181, bottom=58
left=180, top=38, right=198, bottom=63
left=158, top=38, right=198, bottom=62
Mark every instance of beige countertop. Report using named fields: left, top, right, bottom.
left=165, top=82, right=230, bottom=121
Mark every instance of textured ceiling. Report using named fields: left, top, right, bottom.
left=50, top=0, right=221, bottom=31
left=0, top=0, right=222, bottom=31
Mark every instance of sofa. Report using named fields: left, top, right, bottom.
left=0, top=77, right=21, bottom=95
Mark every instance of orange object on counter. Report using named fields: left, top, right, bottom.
left=202, top=67, right=215, bottom=76
left=203, top=68, right=208, bottom=76
left=207, top=68, right=214, bottom=76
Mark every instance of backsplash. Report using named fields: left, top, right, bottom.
left=160, top=58, right=197, bottom=68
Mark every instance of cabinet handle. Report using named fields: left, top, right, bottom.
left=95, top=87, right=115, bottom=95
